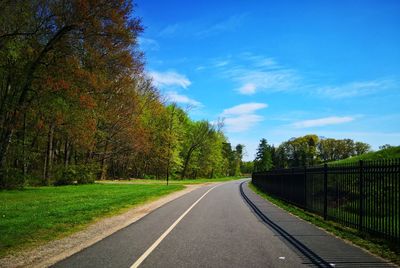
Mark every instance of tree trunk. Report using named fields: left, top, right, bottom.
left=22, top=113, right=27, bottom=176
left=43, top=123, right=55, bottom=185
left=181, top=147, right=195, bottom=179
left=99, top=141, right=109, bottom=180
left=64, top=136, right=69, bottom=167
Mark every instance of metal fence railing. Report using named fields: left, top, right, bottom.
left=252, top=159, right=400, bottom=243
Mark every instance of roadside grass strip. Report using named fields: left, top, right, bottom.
left=0, top=183, right=183, bottom=257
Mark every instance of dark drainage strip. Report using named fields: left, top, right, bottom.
left=240, top=181, right=332, bottom=268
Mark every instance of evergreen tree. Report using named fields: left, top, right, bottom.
left=254, top=139, right=273, bottom=172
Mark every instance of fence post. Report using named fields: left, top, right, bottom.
left=304, top=166, right=307, bottom=208
left=323, top=163, right=328, bottom=220
left=358, top=160, right=364, bottom=231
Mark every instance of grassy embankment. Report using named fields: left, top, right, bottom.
left=248, top=182, right=400, bottom=265
left=0, top=176, right=242, bottom=257
left=331, top=146, right=400, bottom=164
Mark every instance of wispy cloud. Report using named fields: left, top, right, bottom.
left=211, top=53, right=300, bottom=95
left=229, top=68, right=300, bottom=95
left=159, top=24, right=180, bottom=37
left=292, top=116, right=355, bottom=128
left=149, top=70, right=191, bottom=89
left=222, top=102, right=268, bottom=115
left=239, top=53, right=279, bottom=68
left=196, top=14, right=248, bottom=38
left=221, top=102, right=268, bottom=132
left=165, top=91, right=202, bottom=107
left=318, top=79, right=396, bottom=99
left=138, top=37, right=159, bottom=51
left=214, top=60, right=230, bottom=67
left=213, top=53, right=397, bottom=98
left=158, top=13, right=247, bottom=39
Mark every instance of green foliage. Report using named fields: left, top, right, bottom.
left=55, top=165, right=99, bottom=186
left=240, top=161, right=254, bottom=174
left=254, top=135, right=374, bottom=169
left=0, top=1, right=239, bottom=188
left=254, top=139, right=273, bottom=172
left=0, top=168, right=25, bottom=189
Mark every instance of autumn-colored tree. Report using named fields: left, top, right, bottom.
left=0, top=1, right=238, bottom=188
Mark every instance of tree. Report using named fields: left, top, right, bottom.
left=180, top=121, right=214, bottom=179
left=240, top=161, right=254, bottom=174
left=0, top=0, right=144, bottom=188
left=234, top=144, right=244, bottom=176
left=354, top=142, right=371, bottom=156
left=254, top=139, right=273, bottom=172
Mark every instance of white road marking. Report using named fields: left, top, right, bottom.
left=130, top=184, right=220, bottom=268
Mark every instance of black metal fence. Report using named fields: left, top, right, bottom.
left=252, top=159, right=400, bottom=243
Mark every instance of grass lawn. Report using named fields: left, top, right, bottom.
left=0, top=183, right=184, bottom=257
left=98, top=176, right=245, bottom=185
left=248, top=182, right=400, bottom=266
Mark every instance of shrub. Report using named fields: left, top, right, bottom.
left=0, top=168, right=25, bottom=189
left=143, top=174, right=156, bottom=180
left=54, top=164, right=98, bottom=186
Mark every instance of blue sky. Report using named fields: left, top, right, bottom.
left=135, top=0, right=400, bottom=161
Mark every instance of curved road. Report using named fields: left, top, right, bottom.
left=53, top=179, right=392, bottom=268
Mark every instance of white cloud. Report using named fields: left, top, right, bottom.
left=318, top=79, right=395, bottom=99
left=222, top=102, right=268, bottom=116
left=165, top=91, right=202, bottom=107
left=224, top=114, right=264, bottom=132
left=292, top=116, right=355, bottom=128
left=237, top=83, right=257, bottom=95
left=221, top=102, right=268, bottom=132
left=149, top=71, right=191, bottom=89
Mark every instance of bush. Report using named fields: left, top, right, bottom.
left=143, top=174, right=156, bottom=180
left=0, top=168, right=25, bottom=189
left=54, top=164, right=98, bottom=186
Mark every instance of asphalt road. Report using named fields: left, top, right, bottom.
left=53, top=179, right=393, bottom=268
left=53, top=179, right=308, bottom=268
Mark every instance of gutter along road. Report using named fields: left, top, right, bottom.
left=53, top=179, right=394, bottom=268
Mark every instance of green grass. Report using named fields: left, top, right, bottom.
left=248, top=182, right=400, bottom=266
left=331, top=146, right=400, bottom=164
left=0, top=183, right=184, bottom=257
left=98, top=176, right=245, bottom=185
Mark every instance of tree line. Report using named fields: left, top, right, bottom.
left=0, top=1, right=243, bottom=189
left=253, top=135, right=371, bottom=172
